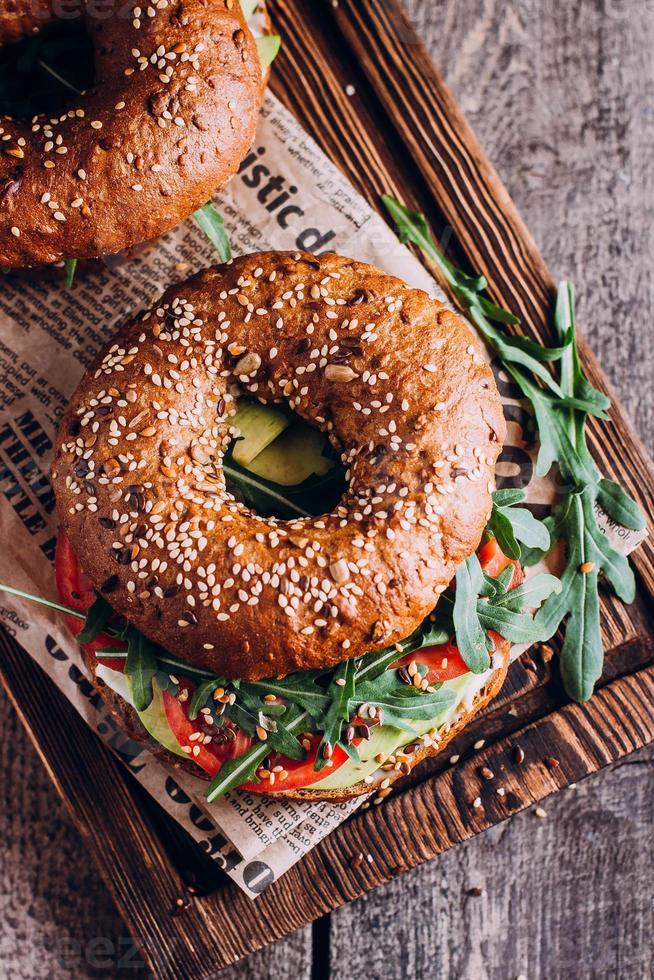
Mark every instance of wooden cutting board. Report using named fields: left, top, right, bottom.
left=1, top=1, right=653, bottom=975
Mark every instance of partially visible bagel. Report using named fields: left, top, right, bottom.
left=0, top=0, right=267, bottom=266
left=52, top=250, right=506, bottom=682
left=0, top=1, right=54, bottom=43
left=81, top=640, right=510, bottom=799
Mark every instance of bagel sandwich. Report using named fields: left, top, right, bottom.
left=0, top=0, right=273, bottom=268
left=50, top=249, right=535, bottom=802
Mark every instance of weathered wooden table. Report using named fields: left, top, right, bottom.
left=1, top=2, right=652, bottom=977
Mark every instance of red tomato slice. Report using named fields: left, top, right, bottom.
left=477, top=536, right=524, bottom=588
left=392, top=540, right=520, bottom=683
left=393, top=639, right=469, bottom=684
left=240, top=732, right=353, bottom=794
left=162, top=678, right=253, bottom=777
left=55, top=529, right=126, bottom=671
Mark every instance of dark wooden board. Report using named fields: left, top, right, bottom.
left=2, top=0, right=654, bottom=975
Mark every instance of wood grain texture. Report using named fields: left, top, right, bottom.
left=329, top=3, right=654, bottom=979
left=1, top=1, right=653, bottom=978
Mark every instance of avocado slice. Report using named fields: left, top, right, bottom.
left=256, top=35, right=281, bottom=69
left=96, top=665, right=187, bottom=759
left=247, top=423, right=334, bottom=486
left=231, top=402, right=290, bottom=467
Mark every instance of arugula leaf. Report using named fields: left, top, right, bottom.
left=382, top=196, right=645, bottom=704
left=477, top=599, right=554, bottom=644
left=352, top=673, right=456, bottom=733
left=354, top=615, right=451, bottom=685
left=382, top=196, right=570, bottom=394
left=453, top=555, right=491, bottom=673
left=123, top=626, right=159, bottom=712
left=314, top=659, right=356, bottom=772
left=0, top=583, right=88, bottom=621
left=76, top=594, right=113, bottom=644
left=188, top=677, right=223, bottom=721
left=240, top=0, right=259, bottom=17
left=493, top=573, right=561, bottom=611
left=231, top=699, right=306, bottom=761
left=205, top=709, right=310, bottom=801
left=64, top=259, right=77, bottom=289
left=480, top=565, right=514, bottom=597
left=192, top=203, right=232, bottom=262
left=596, top=478, right=646, bottom=532
left=555, top=281, right=611, bottom=420
left=487, top=488, right=551, bottom=561
left=241, top=674, right=329, bottom=717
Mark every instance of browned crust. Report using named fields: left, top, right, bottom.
left=81, top=640, right=510, bottom=799
left=0, top=0, right=267, bottom=267
left=52, top=250, right=506, bottom=681
left=0, top=0, right=55, bottom=43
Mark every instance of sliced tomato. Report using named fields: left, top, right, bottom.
left=393, top=639, right=469, bottom=684
left=55, top=529, right=127, bottom=671
left=163, top=678, right=254, bottom=778
left=477, top=536, right=524, bottom=588
left=240, top=732, right=354, bottom=794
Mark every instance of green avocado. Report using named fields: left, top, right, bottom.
left=98, top=666, right=187, bottom=759
left=137, top=680, right=189, bottom=759
left=231, top=402, right=290, bottom=467
left=247, top=422, right=334, bottom=486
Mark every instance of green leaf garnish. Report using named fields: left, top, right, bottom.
left=383, top=195, right=645, bottom=702
left=124, top=626, right=159, bottom=712
left=188, top=676, right=223, bottom=721
left=452, top=555, right=491, bottom=673
left=596, top=477, right=646, bottom=532
left=76, top=594, right=112, bottom=644
left=487, top=489, right=551, bottom=561
left=205, top=708, right=310, bottom=801
left=351, top=673, right=456, bottom=733
left=0, top=583, right=86, bottom=621
left=241, top=674, right=330, bottom=716
left=64, top=258, right=77, bottom=289
left=314, top=659, right=356, bottom=772
left=192, top=202, right=232, bottom=262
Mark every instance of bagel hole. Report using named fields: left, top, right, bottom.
left=0, top=20, right=94, bottom=120
left=224, top=399, right=346, bottom=520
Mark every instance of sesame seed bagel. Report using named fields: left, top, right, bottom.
left=51, top=250, right=506, bottom=682
left=0, top=0, right=267, bottom=267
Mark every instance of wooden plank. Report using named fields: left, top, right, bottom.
left=329, top=743, right=654, bottom=980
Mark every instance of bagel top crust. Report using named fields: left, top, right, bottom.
left=52, top=250, right=506, bottom=681
left=0, top=0, right=265, bottom=267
